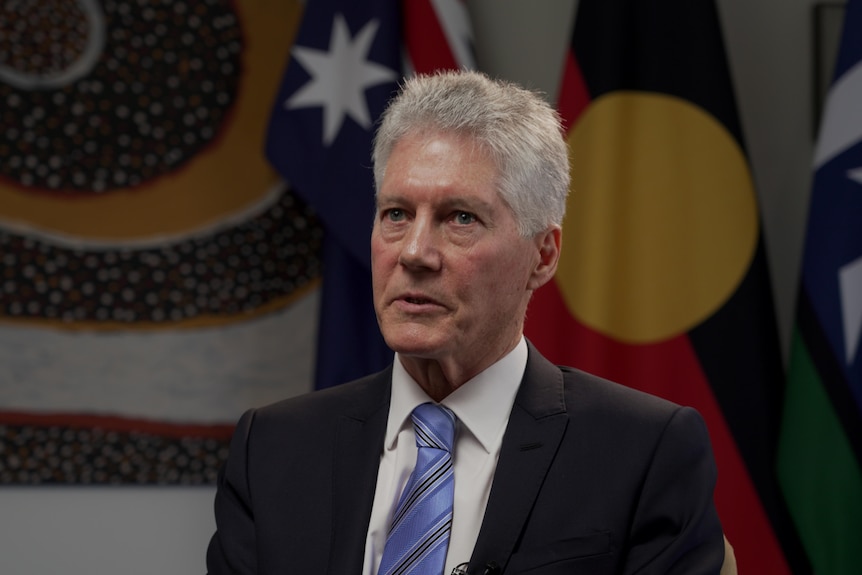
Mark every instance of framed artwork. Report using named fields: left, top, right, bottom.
left=0, top=0, right=320, bottom=484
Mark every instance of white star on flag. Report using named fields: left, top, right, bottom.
left=284, top=14, right=398, bottom=146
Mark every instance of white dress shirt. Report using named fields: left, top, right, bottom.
left=362, top=337, right=528, bottom=575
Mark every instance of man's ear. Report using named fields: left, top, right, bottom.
left=527, top=226, right=561, bottom=291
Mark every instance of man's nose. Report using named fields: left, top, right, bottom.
left=398, top=215, right=441, bottom=270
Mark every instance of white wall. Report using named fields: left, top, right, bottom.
left=0, top=487, right=215, bottom=575
left=0, top=1, right=821, bottom=573
left=719, top=0, right=818, bottom=358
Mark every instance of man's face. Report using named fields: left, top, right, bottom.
left=371, top=130, right=545, bottom=375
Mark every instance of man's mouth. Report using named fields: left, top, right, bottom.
left=404, top=297, right=431, bottom=305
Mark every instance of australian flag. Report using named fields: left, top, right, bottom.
left=777, top=1, right=862, bottom=572
left=265, top=0, right=474, bottom=389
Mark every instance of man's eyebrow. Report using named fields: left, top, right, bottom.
left=375, top=194, right=495, bottom=213
left=437, top=196, right=495, bottom=213
left=374, top=194, right=406, bottom=210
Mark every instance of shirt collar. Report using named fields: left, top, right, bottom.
left=386, top=337, right=528, bottom=454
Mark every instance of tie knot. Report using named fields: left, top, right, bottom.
left=411, top=403, right=455, bottom=452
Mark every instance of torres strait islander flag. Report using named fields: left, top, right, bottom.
left=525, top=0, right=804, bottom=572
left=778, top=1, right=862, bottom=573
left=265, top=0, right=474, bottom=389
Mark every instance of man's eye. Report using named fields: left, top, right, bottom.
left=454, top=211, right=477, bottom=225
left=386, top=209, right=405, bottom=222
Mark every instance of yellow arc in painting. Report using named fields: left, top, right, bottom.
left=558, top=91, right=758, bottom=344
left=0, top=0, right=302, bottom=241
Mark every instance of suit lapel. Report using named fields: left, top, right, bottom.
left=470, top=344, right=568, bottom=572
left=327, top=371, right=391, bottom=575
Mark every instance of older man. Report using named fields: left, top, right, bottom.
left=207, top=70, right=726, bottom=575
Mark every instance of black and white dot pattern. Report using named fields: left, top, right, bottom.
left=0, top=190, right=323, bottom=323
left=0, top=0, right=242, bottom=192
left=0, top=422, right=230, bottom=484
left=0, top=1, right=319, bottom=486
left=0, top=0, right=91, bottom=79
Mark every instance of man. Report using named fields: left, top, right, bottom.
left=207, top=70, right=726, bottom=574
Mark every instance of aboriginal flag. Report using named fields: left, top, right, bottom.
left=525, top=0, right=804, bottom=572
left=777, top=1, right=862, bottom=573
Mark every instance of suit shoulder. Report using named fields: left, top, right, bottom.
left=558, top=365, right=695, bottom=423
left=555, top=366, right=712, bottom=461
left=520, top=343, right=696, bottom=427
left=245, top=367, right=391, bottom=430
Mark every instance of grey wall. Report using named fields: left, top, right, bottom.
left=0, top=1, right=821, bottom=573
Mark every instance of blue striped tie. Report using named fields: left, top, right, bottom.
left=378, top=403, right=456, bottom=575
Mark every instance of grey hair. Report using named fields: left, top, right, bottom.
left=372, top=70, right=570, bottom=237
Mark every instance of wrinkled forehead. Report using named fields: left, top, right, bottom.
left=377, top=125, right=502, bottom=189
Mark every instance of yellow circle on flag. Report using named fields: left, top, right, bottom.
left=558, top=91, right=759, bottom=344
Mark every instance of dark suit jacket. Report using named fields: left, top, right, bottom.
left=207, top=343, right=724, bottom=574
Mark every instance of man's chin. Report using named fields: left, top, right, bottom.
left=381, top=330, right=447, bottom=359
left=387, top=342, right=444, bottom=359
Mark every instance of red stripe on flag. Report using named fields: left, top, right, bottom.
left=0, top=410, right=235, bottom=440
left=403, top=0, right=459, bottom=73
left=557, top=52, right=590, bottom=134
left=526, top=280, right=791, bottom=575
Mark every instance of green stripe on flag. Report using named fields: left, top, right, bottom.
left=778, top=329, right=862, bottom=575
